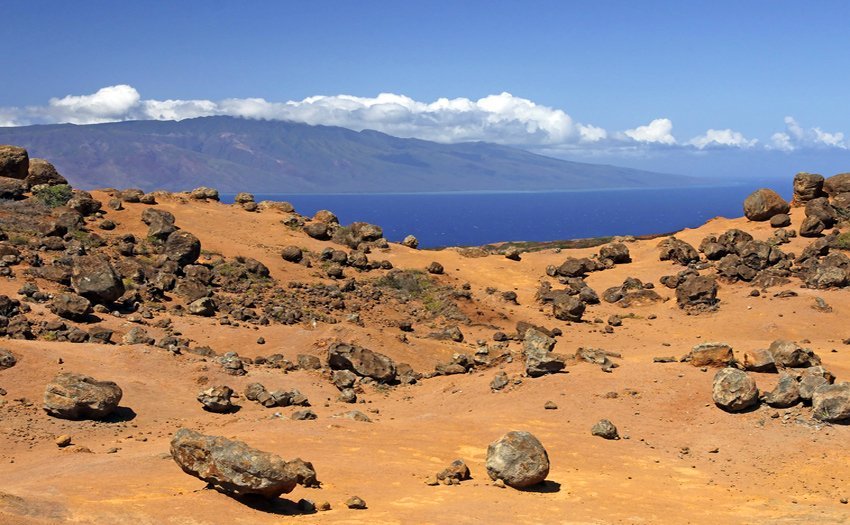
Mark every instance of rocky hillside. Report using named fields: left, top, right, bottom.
left=0, top=116, right=693, bottom=192
left=1, top=144, right=850, bottom=523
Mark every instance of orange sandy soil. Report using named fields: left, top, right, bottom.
left=2, top=193, right=850, bottom=524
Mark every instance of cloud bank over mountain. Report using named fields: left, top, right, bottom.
left=1, top=84, right=847, bottom=154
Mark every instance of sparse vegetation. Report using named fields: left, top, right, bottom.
left=33, top=184, right=73, bottom=208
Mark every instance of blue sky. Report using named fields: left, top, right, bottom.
left=3, top=1, right=850, bottom=177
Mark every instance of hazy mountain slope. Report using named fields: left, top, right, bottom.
left=0, top=117, right=693, bottom=192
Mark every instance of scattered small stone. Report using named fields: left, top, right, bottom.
left=544, top=401, right=558, bottom=410
left=591, top=419, right=620, bottom=440
left=55, top=435, right=72, bottom=448
left=345, top=496, right=367, bottom=509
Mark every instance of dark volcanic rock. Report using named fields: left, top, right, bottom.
left=48, top=293, right=92, bottom=321
left=0, top=145, right=28, bottom=179
left=26, top=158, right=67, bottom=188
left=793, top=172, right=826, bottom=204
left=71, top=255, right=125, bottom=304
left=599, top=242, right=631, bottom=264
left=327, top=342, right=396, bottom=383
left=769, top=213, right=791, bottom=228
left=426, top=261, right=444, bottom=275
left=0, top=177, right=27, bottom=200
left=658, top=237, right=700, bottom=265
left=552, top=294, right=585, bottom=322
left=591, top=419, right=619, bottom=440
left=0, top=348, right=17, bottom=369
left=764, top=373, right=801, bottom=408
left=824, top=173, right=850, bottom=197
left=712, top=368, right=758, bottom=412
left=170, top=428, right=316, bottom=498
left=485, top=431, right=550, bottom=488
left=197, top=386, right=234, bottom=413
left=523, top=328, right=566, bottom=377
left=164, top=231, right=201, bottom=267
left=743, top=188, right=790, bottom=221
left=768, top=340, right=821, bottom=368
left=141, top=208, right=177, bottom=240
left=812, top=383, right=850, bottom=422
left=280, top=246, right=303, bottom=263
left=675, top=275, right=718, bottom=310
left=799, top=216, right=825, bottom=237
left=43, top=373, right=123, bottom=420
left=303, top=222, right=330, bottom=240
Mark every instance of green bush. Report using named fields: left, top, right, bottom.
left=33, top=184, right=73, bottom=208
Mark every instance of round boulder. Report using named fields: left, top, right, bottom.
left=743, top=188, right=790, bottom=221
left=43, top=372, right=123, bottom=420
left=712, top=368, right=758, bottom=412
left=485, top=431, right=550, bottom=488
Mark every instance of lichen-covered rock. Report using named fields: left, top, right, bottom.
left=43, top=373, right=122, bottom=420
left=485, top=431, right=550, bottom=488
left=170, top=428, right=316, bottom=499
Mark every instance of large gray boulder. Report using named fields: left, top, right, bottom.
left=170, top=428, right=316, bottom=499
left=327, top=342, right=396, bottom=383
left=0, top=145, right=28, bottom=179
left=743, top=188, right=790, bottom=221
left=485, top=431, right=550, bottom=488
left=812, top=383, right=850, bottom=422
left=523, top=328, right=566, bottom=377
left=71, top=255, right=125, bottom=304
left=712, top=368, right=758, bottom=412
left=43, top=373, right=123, bottom=420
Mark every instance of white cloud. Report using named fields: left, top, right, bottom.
left=770, top=132, right=794, bottom=152
left=622, top=118, right=676, bottom=145
left=767, top=116, right=848, bottom=151
left=688, top=128, right=757, bottom=149
left=2, top=85, right=848, bottom=156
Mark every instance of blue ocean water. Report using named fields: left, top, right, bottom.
left=223, top=180, right=790, bottom=248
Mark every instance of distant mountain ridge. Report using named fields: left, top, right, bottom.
left=0, top=116, right=694, bottom=193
